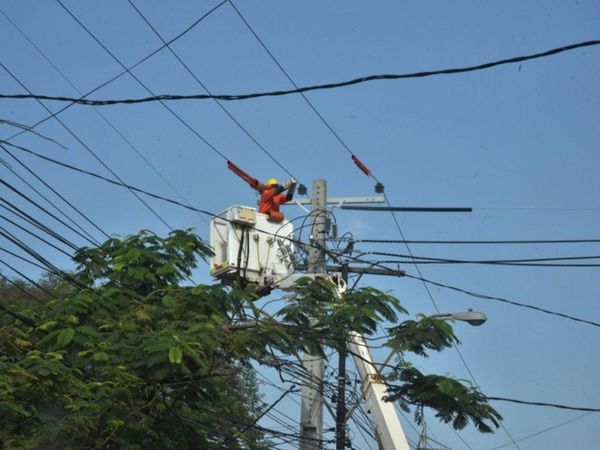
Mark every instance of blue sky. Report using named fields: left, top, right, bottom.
left=1, top=1, right=599, bottom=448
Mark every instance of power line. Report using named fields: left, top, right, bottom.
left=403, top=273, right=600, bottom=328
left=486, top=397, right=600, bottom=412
left=1, top=39, right=597, bottom=105
left=0, top=253, right=58, bottom=300
left=488, top=412, right=593, bottom=450
left=356, top=238, right=600, bottom=245
left=0, top=117, right=65, bottom=149
left=378, top=260, right=600, bottom=268
left=367, top=251, right=600, bottom=267
left=0, top=225, right=82, bottom=289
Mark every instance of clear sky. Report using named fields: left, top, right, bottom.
left=1, top=1, right=599, bottom=449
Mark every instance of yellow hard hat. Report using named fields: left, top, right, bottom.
left=266, top=178, right=279, bottom=186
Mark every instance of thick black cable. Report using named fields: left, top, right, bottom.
left=0, top=63, right=174, bottom=232
left=0, top=2, right=227, bottom=140
left=486, top=397, right=600, bottom=412
left=2, top=39, right=597, bottom=105
left=127, top=0, right=301, bottom=183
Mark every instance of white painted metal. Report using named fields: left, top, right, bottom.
left=209, top=205, right=295, bottom=287
left=348, top=332, right=410, bottom=450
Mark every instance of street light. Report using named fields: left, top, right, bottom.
left=429, top=309, right=487, bottom=326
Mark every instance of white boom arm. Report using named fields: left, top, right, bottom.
left=348, top=331, right=410, bottom=450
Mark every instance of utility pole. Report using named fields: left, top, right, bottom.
left=299, top=180, right=407, bottom=450
left=295, top=179, right=462, bottom=449
left=300, top=179, right=327, bottom=450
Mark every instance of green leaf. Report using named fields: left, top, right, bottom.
left=93, top=351, right=109, bottom=362
left=38, top=320, right=57, bottom=331
left=1, top=401, right=31, bottom=417
left=161, top=294, right=176, bottom=308
left=168, top=346, right=183, bottom=364
left=56, top=328, right=75, bottom=348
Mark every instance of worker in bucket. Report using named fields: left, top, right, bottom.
left=259, top=177, right=296, bottom=222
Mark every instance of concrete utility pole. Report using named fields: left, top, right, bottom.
left=300, top=179, right=327, bottom=450
left=299, top=179, right=409, bottom=450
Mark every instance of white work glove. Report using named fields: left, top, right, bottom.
left=282, top=178, right=296, bottom=189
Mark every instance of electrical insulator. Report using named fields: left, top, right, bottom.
left=298, top=184, right=307, bottom=195
left=375, top=182, right=384, bottom=193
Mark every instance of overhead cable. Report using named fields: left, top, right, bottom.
left=0, top=39, right=596, bottom=105
left=356, top=238, right=600, bottom=245
left=486, top=397, right=600, bottom=412
left=403, top=273, right=600, bottom=328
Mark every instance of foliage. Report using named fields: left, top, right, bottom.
left=386, top=314, right=460, bottom=357
left=278, top=277, right=405, bottom=350
left=386, top=367, right=502, bottom=432
left=278, top=278, right=502, bottom=433
left=0, top=230, right=273, bottom=449
left=0, top=229, right=502, bottom=449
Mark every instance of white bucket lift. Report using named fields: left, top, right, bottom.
left=209, top=205, right=296, bottom=291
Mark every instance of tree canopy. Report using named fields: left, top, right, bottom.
left=0, top=229, right=501, bottom=449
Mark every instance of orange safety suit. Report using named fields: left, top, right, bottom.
left=259, top=185, right=292, bottom=222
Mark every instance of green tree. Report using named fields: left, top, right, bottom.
left=0, top=229, right=501, bottom=449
